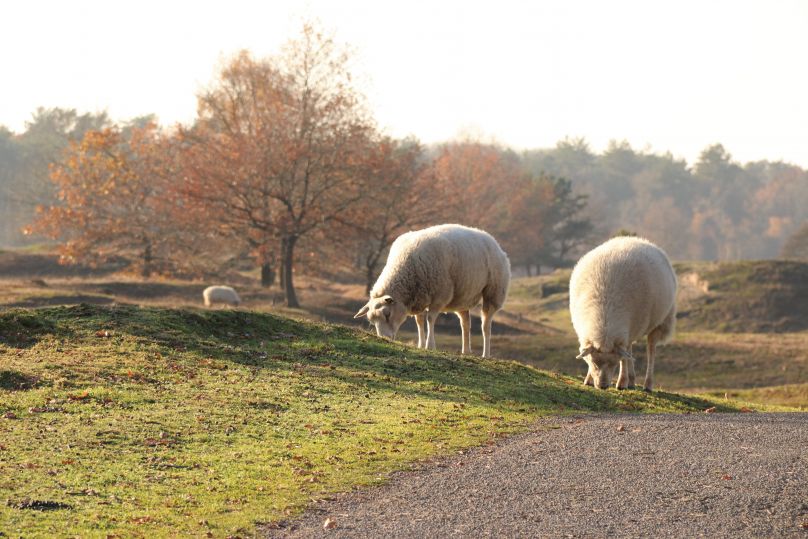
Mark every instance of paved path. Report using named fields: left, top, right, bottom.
left=265, top=413, right=808, bottom=538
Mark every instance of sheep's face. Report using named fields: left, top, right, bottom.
left=583, top=351, right=620, bottom=389
left=354, top=296, right=407, bottom=340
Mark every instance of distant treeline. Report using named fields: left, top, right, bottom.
left=1, top=25, right=806, bottom=307
left=523, top=138, right=808, bottom=261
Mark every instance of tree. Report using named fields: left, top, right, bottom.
left=781, top=222, right=808, bottom=259
left=430, top=141, right=521, bottom=230
left=0, top=108, right=110, bottom=246
left=534, top=176, right=594, bottom=267
left=27, top=124, right=181, bottom=277
left=183, top=24, right=374, bottom=307
left=330, top=137, right=435, bottom=293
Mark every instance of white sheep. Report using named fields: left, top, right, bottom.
left=203, top=285, right=241, bottom=308
left=569, top=236, right=677, bottom=391
left=354, top=224, right=511, bottom=358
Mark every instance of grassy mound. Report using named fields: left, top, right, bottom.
left=675, top=260, right=808, bottom=332
left=0, top=305, right=784, bottom=537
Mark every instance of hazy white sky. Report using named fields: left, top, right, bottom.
left=2, top=0, right=807, bottom=166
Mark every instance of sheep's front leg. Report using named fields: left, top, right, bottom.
left=415, top=313, right=427, bottom=349
left=425, top=311, right=440, bottom=350
left=583, top=367, right=594, bottom=386
left=457, top=310, right=471, bottom=354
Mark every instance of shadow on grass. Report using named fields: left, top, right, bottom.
left=1, top=304, right=738, bottom=414
left=0, top=369, right=40, bottom=390
left=6, top=294, right=115, bottom=309
left=0, top=309, right=64, bottom=348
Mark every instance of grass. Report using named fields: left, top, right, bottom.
left=674, top=260, right=808, bottom=332
left=0, top=304, right=782, bottom=538
left=704, top=383, right=808, bottom=410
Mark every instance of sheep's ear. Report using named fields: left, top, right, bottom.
left=616, top=347, right=635, bottom=361
left=382, top=295, right=394, bottom=304
left=576, top=346, right=595, bottom=359
left=354, top=304, right=370, bottom=319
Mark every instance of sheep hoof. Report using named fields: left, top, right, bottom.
left=627, top=385, right=636, bottom=390
left=643, top=387, right=653, bottom=393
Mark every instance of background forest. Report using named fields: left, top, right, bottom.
left=1, top=27, right=807, bottom=308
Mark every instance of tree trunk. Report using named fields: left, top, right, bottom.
left=282, top=235, right=300, bottom=308
left=141, top=241, right=153, bottom=279
left=279, top=239, right=286, bottom=290
left=261, top=262, right=275, bottom=288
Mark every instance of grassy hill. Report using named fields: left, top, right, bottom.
left=675, top=260, right=808, bottom=332
left=0, top=304, right=772, bottom=537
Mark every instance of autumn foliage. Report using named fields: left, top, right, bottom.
left=26, top=23, right=594, bottom=307
left=28, top=124, right=183, bottom=277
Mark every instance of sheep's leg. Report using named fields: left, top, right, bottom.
left=583, top=367, right=594, bottom=386
left=481, top=305, right=494, bottom=358
left=616, top=358, right=630, bottom=389
left=627, top=344, right=636, bottom=389
left=415, top=313, right=427, bottom=349
left=645, top=331, right=660, bottom=392
left=425, top=311, right=440, bottom=350
left=457, top=310, right=471, bottom=354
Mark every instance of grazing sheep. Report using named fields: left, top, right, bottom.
left=569, top=236, right=677, bottom=391
left=354, top=224, right=511, bottom=358
left=203, top=285, right=241, bottom=308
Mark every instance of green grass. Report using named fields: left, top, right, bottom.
left=0, top=304, right=784, bottom=537
left=705, top=383, right=808, bottom=410
left=674, top=260, right=808, bottom=333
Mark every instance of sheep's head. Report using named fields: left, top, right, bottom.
left=577, top=343, right=633, bottom=389
left=354, top=295, right=408, bottom=340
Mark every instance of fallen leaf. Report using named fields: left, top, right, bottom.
left=68, top=391, right=90, bottom=401
left=323, top=517, right=337, bottom=530
left=721, top=474, right=733, bottom=480
left=739, top=407, right=754, bottom=413
left=704, top=407, right=717, bottom=414
left=616, top=425, right=626, bottom=432
left=95, top=330, right=113, bottom=338
left=144, top=437, right=173, bottom=447
left=29, top=406, right=62, bottom=414
left=2, top=412, right=18, bottom=420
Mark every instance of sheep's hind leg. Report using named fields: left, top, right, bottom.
left=645, top=330, right=661, bottom=392
left=480, top=302, right=496, bottom=358
left=415, top=313, right=427, bottom=349
left=627, top=344, right=636, bottom=389
left=425, top=310, right=440, bottom=350
left=457, top=310, right=471, bottom=354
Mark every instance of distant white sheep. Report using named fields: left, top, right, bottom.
left=203, top=285, right=241, bottom=308
left=354, top=224, right=511, bottom=358
left=569, top=236, right=677, bottom=391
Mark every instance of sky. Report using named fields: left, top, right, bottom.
left=2, top=0, right=807, bottom=167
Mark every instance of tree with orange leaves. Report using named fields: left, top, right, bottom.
left=27, top=124, right=182, bottom=277
left=327, top=136, right=437, bottom=293
left=181, top=24, right=373, bottom=307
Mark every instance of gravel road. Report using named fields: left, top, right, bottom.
left=265, top=413, right=808, bottom=538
